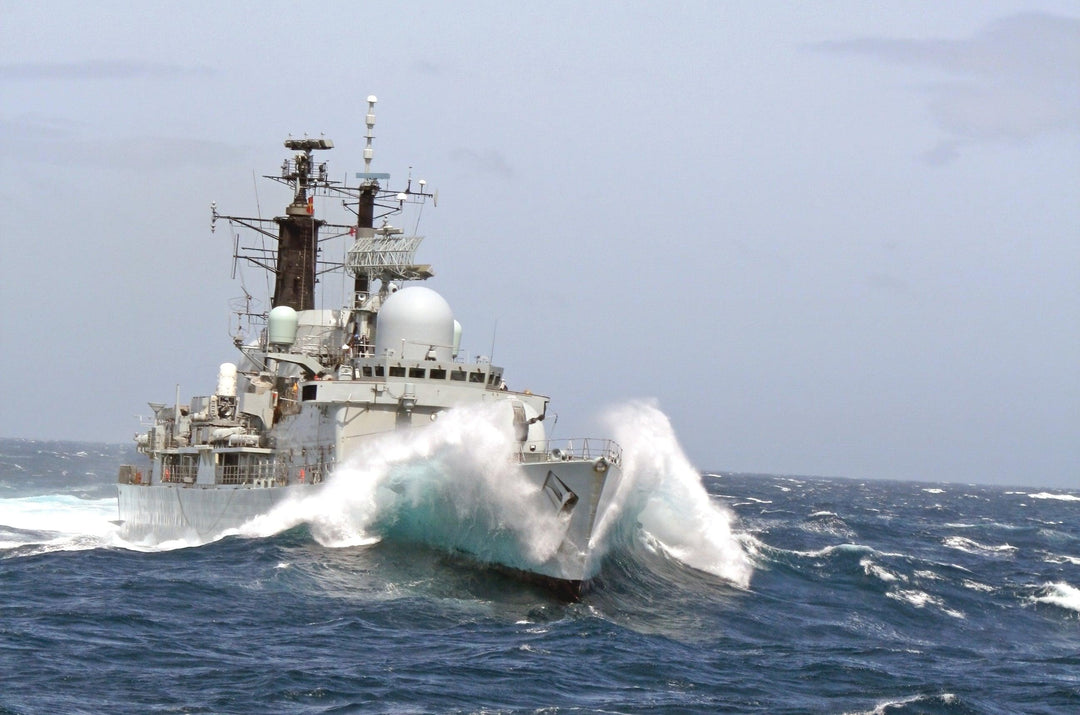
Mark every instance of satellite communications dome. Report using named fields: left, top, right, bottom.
left=375, top=286, right=455, bottom=362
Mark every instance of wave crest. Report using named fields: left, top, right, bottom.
left=591, top=400, right=753, bottom=588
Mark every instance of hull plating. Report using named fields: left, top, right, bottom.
left=118, top=459, right=618, bottom=586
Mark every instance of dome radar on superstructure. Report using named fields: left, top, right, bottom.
left=375, top=286, right=455, bottom=362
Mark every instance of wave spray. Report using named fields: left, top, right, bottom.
left=591, top=400, right=753, bottom=588
left=239, top=402, right=568, bottom=572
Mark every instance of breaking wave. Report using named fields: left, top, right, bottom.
left=239, top=402, right=567, bottom=572
left=0, top=494, right=118, bottom=555
left=1032, top=581, right=1080, bottom=613
left=1028, top=492, right=1080, bottom=502
left=236, top=400, right=753, bottom=586
left=590, top=401, right=753, bottom=588
left=0, top=404, right=754, bottom=590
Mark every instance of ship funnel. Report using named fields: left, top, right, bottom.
left=268, top=305, right=299, bottom=347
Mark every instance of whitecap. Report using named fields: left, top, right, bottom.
left=592, top=400, right=754, bottom=588
left=843, top=692, right=958, bottom=715
left=1028, top=492, right=1080, bottom=502
left=1043, top=553, right=1080, bottom=566
left=0, top=495, right=120, bottom=555
left=962, top=579, right=995, bottom=593
left=921, top=488, right=945, bottom=494
left=860, top=557, right=902, bottom=583
left=886, top=589, right=964, bottom=618
left=1032, top=582, right=1080, bottom=613
left=888, top=588, right=936, bottom=608
left=943, top=536, right=1017, bottom=556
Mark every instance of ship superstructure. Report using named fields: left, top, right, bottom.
left=117, top=98, right=621, bottom=595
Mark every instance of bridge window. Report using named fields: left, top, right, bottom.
left=409, top=367, right=426, bottom=378
left=430, top=368, right=446, bottom=380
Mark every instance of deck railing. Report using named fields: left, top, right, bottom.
left=518, top=438, right=622, bottom=465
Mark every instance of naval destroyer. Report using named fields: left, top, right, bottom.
left=116, top=98, right=622, bottom=596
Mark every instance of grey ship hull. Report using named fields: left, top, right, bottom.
left=118, top=456, right=618, bottom=594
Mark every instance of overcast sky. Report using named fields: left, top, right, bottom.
left=1, top=1, right=1076, bottom=488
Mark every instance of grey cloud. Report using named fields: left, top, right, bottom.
left=449, top=147, right=514, bottom=178
left=0, top=117, right=245, bottom=170
left=410, top=59, right=443, bottom=76
left=815, top=13, right=1080, bottom=163
left=0, top=59, right=213, bottom=81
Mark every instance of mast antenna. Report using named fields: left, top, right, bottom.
left=364, top=95, right=377, bottom=174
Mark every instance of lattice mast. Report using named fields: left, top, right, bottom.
left=274, top=137, right=333, bottom=310
left=353, top=96, right=379, bottom=303
left=211, top=96, right=435, bottom=331
left=346, top=95, right=436, bottom=302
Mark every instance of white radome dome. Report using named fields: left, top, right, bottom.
left=375, top=286, right=455, bottom=361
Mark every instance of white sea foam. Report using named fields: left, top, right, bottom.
left=590, top=400, right=753, bottom=588
left=239, top=402, right=567, bottom=570
left=886, top=588, right=964, bottom=618
left=1043, top=553, right=1080, bottom=566
left=860, top=557, right=900, bottom=583
left=922, top=487, right=945, bottom=494
left=1028, top=492, right=1080, bottom=502
left=962, top=579, right=995, bottom=593
left=1032, top=582, right=1080, bottom=613
left=2, top=402, right=756, bottom=588
left=943, top=536, right=1017, bottom=556
left=0, top=495, right=120, bottom=555
left=844, top=692, right=957, bottom=715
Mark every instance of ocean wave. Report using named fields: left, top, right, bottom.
left=942, top=536, right=1017, bottom=556
left=238, top=402, right=568, bottom=572
left=753, top=540, right=909, bottom=564
left=1031, top=582, right=1080, bottom=613
left=860, top=556, right=902, bottom=583
left=801, top=510, right=856, bottom=539
left=594, top=401, right=753, bottom=588
left=0, top=495, right=120, bottom=556
left=962, top=579, right=995, bottom=593
left=886, top=588, right=965, bottom=618
left=1042, top=552, right=1080, bottom=566
left=236, top=400, right=755, bottom=589
left=1027, top=492, right=1080, bottom=502
left=843, top=692, right=958, bottom=715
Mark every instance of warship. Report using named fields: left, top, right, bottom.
left=116, top=98, right=622, bottom=596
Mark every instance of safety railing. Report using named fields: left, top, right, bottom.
left=161, top=464, right=198, bottom=484
left=518, top=438, right=622, bottom=465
